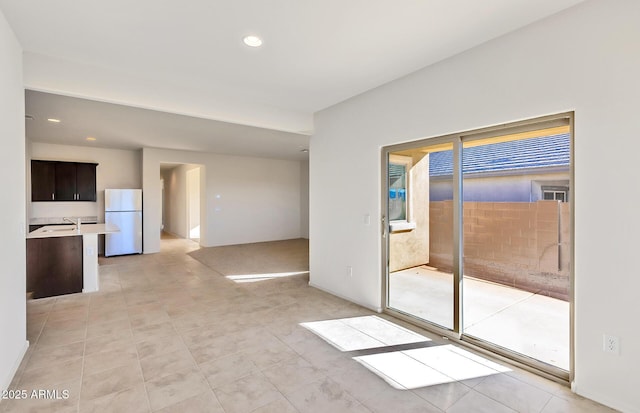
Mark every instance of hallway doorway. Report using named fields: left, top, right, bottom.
left=160, top=163, right=204, bottom=245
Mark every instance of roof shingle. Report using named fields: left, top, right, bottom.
left=429, top=133, right=570, bottom=176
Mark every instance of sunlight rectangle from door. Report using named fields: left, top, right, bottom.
left=226, top=270, right=309, bottom=283
left=354, top=345, right=510, bottom=390
left=300, top=315, right=430, bottom=352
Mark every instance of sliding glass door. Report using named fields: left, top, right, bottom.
left=385, top=141, right=455, bottom=330
left=383, top=114, right=572, bottom=379
left=460, top=127, right=571, bottom=371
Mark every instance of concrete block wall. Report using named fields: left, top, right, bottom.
left=429, top=200, right=454, bottom=269
left=428, top=200, right=570, bottom=300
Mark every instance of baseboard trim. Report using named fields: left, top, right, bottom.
left=162, top=230, right=182, bottom=238
left=1, top=340, right=29, bottom=392
left=308, top=281, right=382, bottom=313
left=573, top=384, right=638, bottom=413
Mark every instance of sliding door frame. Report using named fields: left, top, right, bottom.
left=381, top=112, right=574, bottom=384
left=381, top=133, right=461, bottom=339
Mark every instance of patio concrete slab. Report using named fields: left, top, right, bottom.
left=389, top=266, right=569, bottom=370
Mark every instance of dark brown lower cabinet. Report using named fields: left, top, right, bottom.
left=27, top=236, right=83, bottom=299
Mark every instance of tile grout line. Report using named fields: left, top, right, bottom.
left=75, top=295, right=89, bottom=413
left=157, top=264, right=230, bottom=413
left=121, top=267, right=154, bottom=413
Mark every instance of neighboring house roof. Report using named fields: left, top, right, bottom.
left=429, top=133, right=570, bottom=176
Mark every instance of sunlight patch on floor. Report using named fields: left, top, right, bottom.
left=354, top=345, right=511, bottom=390
left=300, top=315, right=430, bottom=352
left=226, top=270, right=309, bottom=283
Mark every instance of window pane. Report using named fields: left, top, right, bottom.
left=389, top=163, right=407, bottom=220
left=462, top=132, right=570, bottom=370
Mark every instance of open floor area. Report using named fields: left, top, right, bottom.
left=3, top=237, right=613, bottom=413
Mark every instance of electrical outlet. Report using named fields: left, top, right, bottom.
left=346, top=266, right=353, bottom=277
left=603, top=334, right=620, bottom=355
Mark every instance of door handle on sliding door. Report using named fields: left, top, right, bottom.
left=382, top=215, right=387, bottom=238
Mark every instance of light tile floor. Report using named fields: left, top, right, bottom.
left=2, top=236, right=616, bottom=412
left=390, top=266, right=569, bottom=370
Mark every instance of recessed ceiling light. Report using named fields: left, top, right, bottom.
left=243, top=35, right=263, bottom=47
left=47, top=118, right=61, bottom=123
left=86, top=137, right=96, bottom=141
left=301, top=149, right=309, bottom=153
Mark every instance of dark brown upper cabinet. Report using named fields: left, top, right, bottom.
left=54, top=162, right=76, bottom=201
left=75, top=162, right=98, bottom=201
left=31, top=160, right=98, bottom=202
left=31, top=160, right=56, bottom=201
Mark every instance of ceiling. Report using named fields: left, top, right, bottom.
left=25, top=90, right=310, bottom=160
left=1, top=0, right=584, bottom=158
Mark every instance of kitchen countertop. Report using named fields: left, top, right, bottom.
left=30, top=216, right=99, bottom=225
left=27, top=224, right=119, bottom=239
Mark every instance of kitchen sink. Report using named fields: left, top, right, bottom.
left=42, top=227, right=76, bottom=233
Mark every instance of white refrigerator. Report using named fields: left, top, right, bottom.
left=105, top=189, right=142, bottom=257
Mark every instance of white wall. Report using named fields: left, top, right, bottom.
left=143, top=148, right=302, bottom=252
left=25, top=138, right=32, bottom=225
left=187, top=167, right=201, bottom=239
left=300, top=160, right=309, bottom=239
left=160, top=176, right=167, bottom=230
left=29, top=143, right=141, bottom=222
left=0, top=9, right=27, bottom=393
left=310, top=1, right=640, bottom=411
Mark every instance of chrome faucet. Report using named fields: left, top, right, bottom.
left=63, top=217, right=81, bottom=231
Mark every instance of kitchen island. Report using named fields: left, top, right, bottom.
left=27, top=224, right=119, bottom=298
